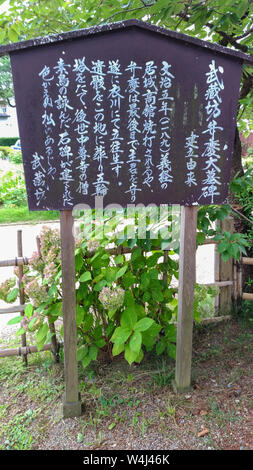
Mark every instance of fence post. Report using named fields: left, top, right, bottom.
left=17, top=230, right=28, bottom=366
left=60, top=210, right=82, bottom=418
left=173, top=206, right=198, bottom=393
left=215, top=217, right=234, bottom=313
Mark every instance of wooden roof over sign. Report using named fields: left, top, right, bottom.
left=0, top=19, right=252, bottom=66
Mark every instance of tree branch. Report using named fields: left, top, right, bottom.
left=176, top=10, right=249, bottom=53
left=6, top=97, right=15, bottom=108
left=235, top=26, right=253, bottom=40
left=98, top=5, right=148, bottom=25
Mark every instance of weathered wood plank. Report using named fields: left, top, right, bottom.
left=60, top=211, right=82, bottom=418
left=242, top=257, right=253, bottom=266
left=0, top=257, right=29, bottom=267
left=17, top=230, right=27, bottom=365
left=217, top=217, right=234, bottom=313
left=0, top=343, right=53, bottom=357
left=242, top=293, right=253, bottom=301
left=0, top=305, right=28, bottom=314
left=173, top=206, right=198, bottom=393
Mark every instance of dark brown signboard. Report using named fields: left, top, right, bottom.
left=4, top=20, right=251, bottom=210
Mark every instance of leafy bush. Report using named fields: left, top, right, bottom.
left=2, top=205, right=250, bottom=368
left=194, top=284, right=219, bottom=322
left=0, top=146, right=22, bottom=164
left=230, top=169, right=253, bottom=243
left=0, top=146, right=14, bottom=158
left=3, top=222, right=179, bottom=366
left=0, top=170, right=27, bottom=207
left=9, top=151, right=22, bottom=164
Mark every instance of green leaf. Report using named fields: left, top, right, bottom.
left=120, top=306, right=137, bottom=330
left=77, top=345, right=89, bottom=361
left=143, top=292, right=150, bottom=302
left=76, top=304, right=85, bottom=326
left=134, top=317, right=154, bottom=332
left=36, top=322, right=49, bottom=344
left=80, top=271, right=92, bottom=283
left=48, top=285, right=58, bottom=297
left=111, top=326, right=131, bottom=345
left=95, top=338, right=106, bottom=348
left=114, top=254, right=124, bottom=264
left=7, top=315, right=23, bottom=325
left=142, top=323, right=162, bottom=350
left=167, top=343, right=176, bottom=360
left=28, top=316, right=38, bottom=330
left=0, top=29, right=6, bottom=43
left=83, top=313, right=93, bottom=332
left=94, top=280, right=107, bottom=291
left=129, top=331, right=142, bottom=354
left=89, top=344, right=98, bottom=361
left=112, top=342, right=125, bottom=357
left=82, top=355, right=92, bottom=368
left=156, top=339, right=166, bottom=355
left=168, top=298, right=178, bottom=311
left=140, top=272, right=150, bottom=290
left=15, top=327, right=26, bottom=336
left=8, top=27, right=19, bottom=43
left=124, top=344, right=138, bottom=365
left=134, top=348, right=144, bottom=364
left=197, top=232, right=206, bottom=245
left=146, top=252, right=163, bottom=267
left=165, top=324, right=177, bottom=343
left=150, top=0, right=170, bottom=14
left=48, top=302, right=62, bottom=318
left=221, top=252, right=231, bottom=262
left=151, top=289, right=164, bottom=302
left=75, top=252, right=84, bottom=271
left=115, top=265, right=128, bottom=280
left=24, top=304, right=33, bottom=318
left=6, top=288, right=19, bottom=303
left=122, top=272, right=136, bottom=289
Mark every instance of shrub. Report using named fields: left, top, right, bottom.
left=2, top=208, right=250, bottom=368
left=0, top=146, right=22, bottom=164
left=0, top=170, right=27, bottom=207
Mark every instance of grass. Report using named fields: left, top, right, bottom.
left=0, top=157, right=59, bottom=224
left=0, top=205, right=60, bottom=224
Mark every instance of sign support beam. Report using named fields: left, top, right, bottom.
left=173, top=205, right=198, bottom=393
left=60, top=210, right=82, bottom=418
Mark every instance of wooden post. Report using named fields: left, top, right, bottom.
left=60, top=211, right=82, bottom=418
left=173, top=206, right=198, bottom=393
left=214, top=232, right=220, bottom=311
left=17, top=230, right=28, bottom=366
left=217, top=217, right=234, bottom=313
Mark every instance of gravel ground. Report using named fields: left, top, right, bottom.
left=1, top=319, right=252, bottom=451
left=1, top=224, right=253, bottom=452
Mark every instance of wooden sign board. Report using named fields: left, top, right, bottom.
left=4, top=20, right=250, bottom=210
left=1, top=20, right=252, bottom=417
